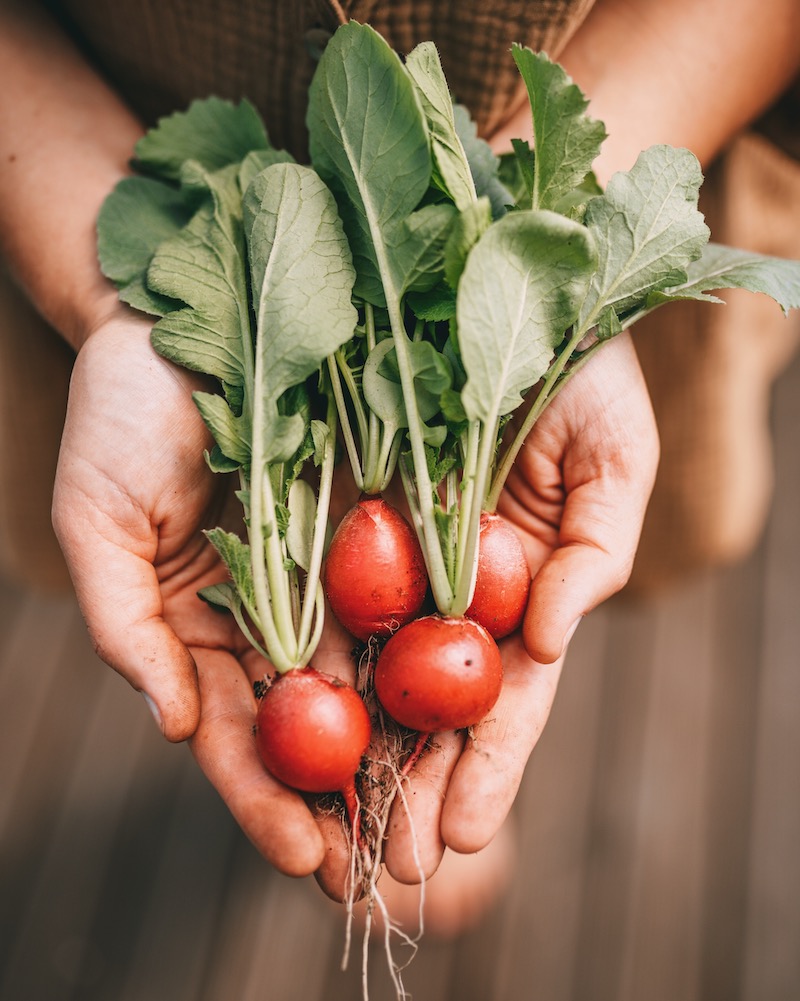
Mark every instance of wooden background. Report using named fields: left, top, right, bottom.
left=1, top=349, right=798, bottom=1001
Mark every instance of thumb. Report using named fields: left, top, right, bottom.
left=523, top=539, right=628, bottom=663
left=56, top=519, right=201, bottom=742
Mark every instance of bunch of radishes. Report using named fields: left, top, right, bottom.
left=98, top=18, right=800, bottom=929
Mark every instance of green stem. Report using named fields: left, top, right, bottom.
left=260, top=466, right=300, bottom=665
left=386, top=293, right=452, bottom=610
left=249, top=336, right=298, bottom=671
left=486, top=323, right=590, bottom=511
left=296, top=393, right=338, bottom=660
left=451, top=419, right=498, bottom=616
left=327, top=354, right=365, bottom=491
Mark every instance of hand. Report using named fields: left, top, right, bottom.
left=314, top=332, right=659, bottom=890
left=52, top=311, right=350, bottom=878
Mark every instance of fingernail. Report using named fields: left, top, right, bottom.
left=141, top=692, right=164, bottom=732
left=561, top=616, right=583, bottom=655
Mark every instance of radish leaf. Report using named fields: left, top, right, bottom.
left=405, top=41, right=477, bottom=210
left=458, top=209, right=597, bottom=424
left=579, top=145, right=710, bottom=333
left=148, top=163, right=251, bottom=387
left=242, top=162, right=357, bottom=462
left=511, top=46, right=607, bottom=212
left=642, top=242, right=800, bottom=316
left=307, top=22, right=432, bottom=304
left=97, top=176, right=191, bottom=315
left=135, top=97, right=271, bottom=181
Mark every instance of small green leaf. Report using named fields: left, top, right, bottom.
left=204, top=528, right=256, bottom=610
left=405, top=41, right=477, bottom=210
left=443, top=197, right=493, bottom=288
left=579, top=145, right=710, bottom=330
left=511, top=46, right=607, bottom=212
left=192, top=391, right=251, bottom=467
left=363, top=339, right=405, bottom=430
left=198, top=581, right=241, bottom=613
left=135, top=97, right=270, bottom=181
left=645, top=242, right=800, bottom=316
left=406, top=284, right=457, bottom=321
left=97, top=177, right=192, bottom=315
left=204, top=445, right=241, bottom=474
left=453, top=106, right=515, bottom=217
left=239, top=148, right=296, bottom=193
left=148, top=163, right=251, bottom=387
left=458, top=209, right=597, bottom=424
left=397, top=202, right=458, bottom=294
left=285, top=479, right=317, bottom=571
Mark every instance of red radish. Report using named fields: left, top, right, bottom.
left=255, top=667, right=371, bottom=823
left=374, top=615, right=503, bottom=732
left=466, top=513, right=531, bottom=638
left=324, top=497, right=428, bottom=641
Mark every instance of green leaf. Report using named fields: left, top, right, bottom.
left=148, top=163, right=251, bottom=387
left=406, top=284, right=457, bottom=321
left=204, top=445, right=241, bottom=474
left=363, top=339, right=406, bottom=431
left=643, top=242, right=800, bottom=316
left=511, top=46, right=607, bottom=212
left=405, top=41, right=477, bottom=210
left=204, top=528, right=256, bottom=610
left=243, top=161, right=357, bottom=462
left=579, top=145, right=710, bottom=330
left=285, top=479, right=317, bottom=572
left=198, top=581, right=241, bottom=613
left=453, top=105, right=515, bottom=217
left=192, top=391, right=251, bottom=468
left=239, top=148, right=296, bottom=193
left=509, top=138, right=536, bottom=205
left=307, top=21, right=432, bottom=305
left=396, top=202, right=458, bottom=293
left=443, top=197, right=493, bottom=288
left=458, top=209, right=597, bottom=424
left=97, top=176, right=192, bottom=315
left=134, top=97, right=270, bottom=181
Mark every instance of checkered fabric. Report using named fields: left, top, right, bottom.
left=44, top=0, right=595, bottom=156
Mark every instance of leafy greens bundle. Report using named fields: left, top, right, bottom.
left=97, top=22, right=800, bottom=669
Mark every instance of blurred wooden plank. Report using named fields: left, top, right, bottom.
left=0, top=591, right=76, bottom=841
left=696, top=551, right=764, bottom=1000
left=616, top=576, right=717, bottom=1001
left=485, top=607, right=612, bottom=1001
left=0, top=659, right=154, bottom=1000
left=113, top=761, right=239, bottom=1001
left=742, top=350, right=800, bottom=1000
left=568, top=595, right=661, bottom=1001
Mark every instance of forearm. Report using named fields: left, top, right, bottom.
left=0, top=0, right=144, bottom=350
left=491, top=0, right=800, bottom=182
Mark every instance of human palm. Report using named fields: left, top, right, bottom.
left=54, top=314, right=657, bottom=895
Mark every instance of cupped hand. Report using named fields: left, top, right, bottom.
left=52, top=311, right=356, bottom=879
left=342, top=332, right=659, bottom=887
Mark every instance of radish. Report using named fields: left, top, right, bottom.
left=324, top=497, right=428, bottom=641
left=255, top=667, right=371, bottom=827
left=374, top=615, right=503, bottom=732
left=466, top=513, right=531, bottom=639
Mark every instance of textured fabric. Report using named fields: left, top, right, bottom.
left=45, top=0, right=596, bottom=157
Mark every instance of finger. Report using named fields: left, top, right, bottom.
left=313, top=808, right=360, bottom=902
left=441, top=633, right=563, bottom=853
left=53, top=502, right=202, bottom=742
left=383, top=728, right=466, bottom=883
left=189, top=647, right=326, bottom=877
